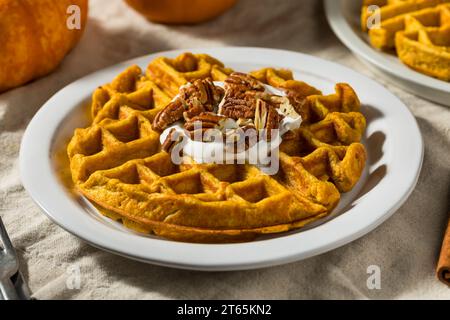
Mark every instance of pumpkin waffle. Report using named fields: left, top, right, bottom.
left=361, top=1, right=450, bottom=81
left=67, top=53, right=367, bottom=243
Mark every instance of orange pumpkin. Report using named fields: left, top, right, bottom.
left=124, top=0, right=237, bottom=24
left=0, top=0, right=88, bottom=93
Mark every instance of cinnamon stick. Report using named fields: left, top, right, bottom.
left=437, top=217, right=450, bottom=286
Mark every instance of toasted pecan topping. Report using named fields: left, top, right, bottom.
left=220, top=98, right=256, bottom=119
left=184, top=112, right=226, bottom=131
left=180, top=78, right=225, bottom=112
left=254, top=99, right=283, bottom=140
left=154, top=72, right=287, bottom=143
left=152, top=79, right=224, bottom=131
left=152, top=99, right=185, bottom=132
left=161, top=129, right=182, bottom=153
left=219, top=73, right=269, bottom=121
left=183, top=112, right=228, bottom=141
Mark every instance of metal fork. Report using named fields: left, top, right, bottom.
left=0, top=216, right=20, bottom=300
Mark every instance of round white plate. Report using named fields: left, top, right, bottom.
left=325, top=0, right=450, bottom=106
left=20, top=47, right=423, bottom=271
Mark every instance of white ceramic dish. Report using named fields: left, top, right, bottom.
left=325, top=0, right=450, bottom=107
left=20, top=47, right=423, bottom=271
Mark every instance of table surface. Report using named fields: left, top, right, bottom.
left=0, top=0, right=449, bottom=299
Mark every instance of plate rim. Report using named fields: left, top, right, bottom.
left=19, top=47, right=424, bottom=271
left=324, top=0, right=450, bottom=94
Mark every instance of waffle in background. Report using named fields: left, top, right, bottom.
left=361, top=0, right=450, bottom=81
left=67, top=53, right=367, bottom=243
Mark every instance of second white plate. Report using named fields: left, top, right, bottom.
left=325, top=0, right=450, bottom=106
left=20, top=47, right=423, bottom=271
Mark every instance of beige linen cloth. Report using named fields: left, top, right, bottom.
left=1, top=0, right=449, bottom=300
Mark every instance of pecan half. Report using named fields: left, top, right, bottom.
left=152, top=99, right=185, bottom=132
left=184, top=112, right=228, bottom=142
left=184, top=112, right=227, bottom=131
left=254, top=99, right=283, bottom=140
left=161, top=129, right=183, bottom=153
left=220, top=98, right=256, bottom=120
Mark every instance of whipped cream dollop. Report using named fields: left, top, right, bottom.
left=160, top=82, right=302, bottom=175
